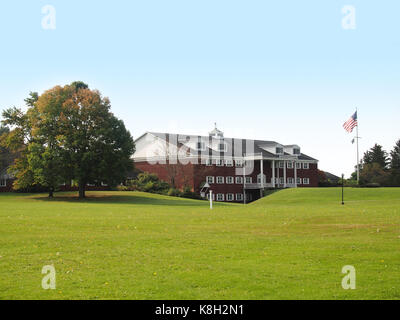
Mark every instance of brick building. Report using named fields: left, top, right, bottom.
left=133, top=126, right=319, bottom=202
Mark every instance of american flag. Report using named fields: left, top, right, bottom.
left=343, top=111, right=358, bottom=133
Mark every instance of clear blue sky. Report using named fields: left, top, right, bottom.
left=1, top=0, right=399, bottom=177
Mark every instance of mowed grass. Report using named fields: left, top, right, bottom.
left=1, top=188, right=400, bottom=300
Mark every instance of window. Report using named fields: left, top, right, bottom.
left=297, top=177, right=302, bottom=184
left=276, top=147, right=284, bottom=154
left=279, top=177, right=285, bottom=184
left=287, top=162, right=293, bottom=169
left=296, top=162, right=301, bottom=169
left=287, top=177, right=294, bottom=184
left=197, top=141, right=206, bottom=151
left=245, top=176, right=252, bottom=184
left=226, top=193, right=234, bottom=202
left=279, top=161, right=284, bottom=168
left=303, top=178, right=310, bottom=185
left=257, top=174, right=266, bottom=184
left=207, top=192, right=215, bottom=200
left=206, top=158, right=213, bottom=166
left=236, top=193, right=244, bottom=201
left=293, top=148, right=300, bottom=155
left=216, top=193, right=225, bottom=201
left=225, top=159, right=233, bottom=167
left=0, top=179, right=6, bottom=187
left=226, top=176, right=234, bottom=184
left=303, top=163, right=309, bottom=169
left=235, top=160, right=244, bottom=167
left=218, top=143, right=227, bottom=152
left=216, top=176, right=224, bottom=184
left=206, top=176, right=214, bottom=184
left=236, top=176, right=243, bottom=184
left=216, top=159, right=224, bottom=167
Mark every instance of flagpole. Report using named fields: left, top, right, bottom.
left=356, top=108, right=360, bottom=184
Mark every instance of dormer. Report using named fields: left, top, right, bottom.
left=284, top=145, right=301, bottom=156
left=259, top=142, right=284, bottom=155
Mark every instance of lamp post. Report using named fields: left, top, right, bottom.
left=341, top=174, right=344, bottom=205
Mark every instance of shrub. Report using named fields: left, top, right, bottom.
left=181, top=186, right=200, bottom=199
left=167, top=188, right=182, bottom=197
left=362, top=183, right=381, bottom=188
left=116, top=185, right=128, bottom=191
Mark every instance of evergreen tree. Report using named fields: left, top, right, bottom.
left=362, top=144, right=389, bottom=169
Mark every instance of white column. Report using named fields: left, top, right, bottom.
left=283, top=160, right=287, bottom=188
left=272, top=160, right=275, bottom=188
left=294, top=161, right=298, bottom=188
left=277, top=161, right=280, bottom=188
left=260, top=159, right=264, bottom=189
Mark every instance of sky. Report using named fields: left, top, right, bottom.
left=0, top=0, right=399, bottom=177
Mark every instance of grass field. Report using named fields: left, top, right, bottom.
left=1, top=188, right=400, bottom=300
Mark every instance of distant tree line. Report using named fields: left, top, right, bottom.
left=317, top=140, right=400, bottom=188
left=351, top=140, right=400, bottom=187
left=0, top=82, right=135, bottom=198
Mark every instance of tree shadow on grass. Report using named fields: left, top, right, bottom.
left=30, top=193, right=232, bottom=207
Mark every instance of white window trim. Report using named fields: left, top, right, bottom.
left=206, top=158, right=213, bottom=166
left=207, top=192, right=215, bottom=200
left=303, top=178, right=310, bottom=185
left=235, top=160, right=244, bottom=167
left=226, top=193, right=234, bottom=202
left=216, top=176, right=224, bottom=184
left=225, top=159, right=233, bottom=167
left=279, top=161, right=284, bottom=168
left=236, top=176, right=243, bottom=184
left=216, top=193, right=225, bottom=201
left=287, top=162, right=293, bottom=169
left=287, top=177, right=294, bottom=184
left=303, top=163, right=309, bottom=169
left=257, top=174, right=266, bottom=184
left=206, top=176, right=214, bottom=184
left=216, top=159, right=224, bottom=167
left=296, top=162, right=301, bottom=169
left=236, top=193, right=244, bottom=201
left=0, top=179, right=6, bottom=187
left=297, top=178, right=302, bottom=184
left=226, top=176, right=234, bottom=184
left=245, top=176, right=252, bottom=184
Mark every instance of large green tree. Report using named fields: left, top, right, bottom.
left=1, top=83, right=135, bottom=198
left=57, top=82, right=135, bottom=198
left=389, top=139, right=400, bottom=186
left=362, top=144, right=389, bottom=169
left=0, top=126, right=13, bottom=173
left=1, top=93, right=38, bottom=191
left=390, top=140, right=400, bottom=170
left=26, top=86, right=69, bottom=197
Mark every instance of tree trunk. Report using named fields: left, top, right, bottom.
left=79, top=182, right=86, bottom=199
left=48, top=187, right=54, bottom=198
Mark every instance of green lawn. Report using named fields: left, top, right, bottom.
left=1, top=188, right=400, bottom=300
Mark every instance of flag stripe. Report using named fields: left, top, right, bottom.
left=343, top=112, right=358, bottom=133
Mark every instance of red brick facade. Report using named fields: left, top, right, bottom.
left=135, top=159, right=318, bottom=202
